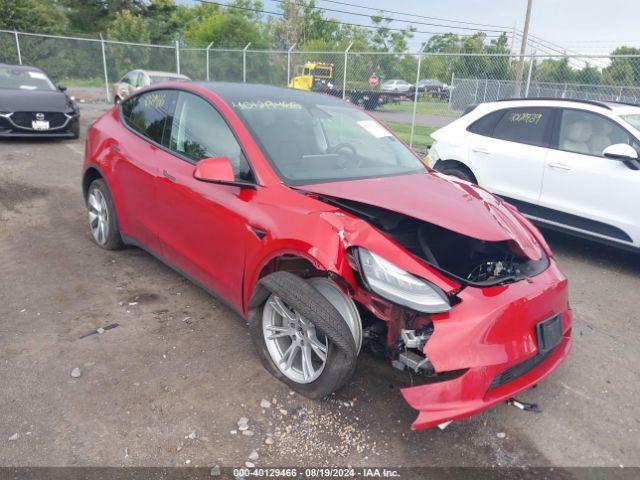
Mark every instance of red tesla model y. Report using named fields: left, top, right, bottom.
left=82, top=82, right=572, bottom=429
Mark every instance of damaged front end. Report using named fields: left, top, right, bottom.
left=298, top=173, right=572, bottom=429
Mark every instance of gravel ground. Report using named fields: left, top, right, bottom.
left=0, top=103, right=639, bottom=469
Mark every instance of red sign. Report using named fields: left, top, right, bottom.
left=369, top=73, right=379, bottom=87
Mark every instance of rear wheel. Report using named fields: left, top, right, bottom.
left=86, top=179, right=124, bottom=250
left=249, top=272, right=360, bottom=399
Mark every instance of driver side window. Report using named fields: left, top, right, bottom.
left=558, top=109, right=640, bottom=157
left=168, top=92, right=253, bottom=182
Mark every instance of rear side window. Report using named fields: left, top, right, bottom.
left=467, top=110, right=505, bottom=136
left=121, top=90, right=175, bottom=144
left=492, top=107, right=552, bottom=147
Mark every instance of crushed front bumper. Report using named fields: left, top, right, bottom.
left=400, top=261, right=572, bottom=430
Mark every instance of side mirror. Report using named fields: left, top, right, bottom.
left=603, top=143, right=640, bottom=170
left=57, top=84, right=67, bottom=92
left=194, top=156, right=236, bottom=184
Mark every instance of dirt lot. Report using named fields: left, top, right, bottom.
left=0, top=103, right=639, bottom=470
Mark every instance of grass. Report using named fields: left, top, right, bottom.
left=385, top=122, right=437, bottom=152
left=381, top=99, right=461, bottom=118
left=58, top=77, right=105, bottom=88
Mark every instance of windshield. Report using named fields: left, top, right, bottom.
left=231, top=98, right=425, bottom=185
left=0, top=67, right=55, bottom=91
left=149, top=75, right=188, bottom=84
left=621, top=114, right=640, bottom=132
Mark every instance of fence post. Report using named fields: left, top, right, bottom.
left=342, top=42, right=353, bottom=100
left=175, top=40, right=180, bottom=74
left=474, top=78, right=480, bottom=103
left=448, top=71, right=454, bottom=111
left=524, top=52, right=535, bottom=97
left=287, top=43, right=296, bottom=86
left=99, top=33, right=110, bottom=103
left=242, top=43, right=251, bottom=83
left=14, top=30, right=22, bottom=65
left=206, top=41, right=214, bottom=81
left=409, top=43, right=427, bottom=149
left=482, top=79, right=488, bottom=102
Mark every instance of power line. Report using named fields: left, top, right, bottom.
left=195, top=0, right=508, bottom=38
left=314, top=0, right=514, bottom=30
left=265, top=0, right=510, bottom=33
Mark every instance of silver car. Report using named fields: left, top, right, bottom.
left=111, top=69, right=190, bottom=104
left=379, top=79, right=414, bottom=93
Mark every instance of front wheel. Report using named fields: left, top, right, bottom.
left=248, top=272, right=360, bottom=399
left=437, top=164, right=475, bottom=183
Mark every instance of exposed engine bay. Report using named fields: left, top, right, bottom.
left=321, top=196, right=549, bottom=287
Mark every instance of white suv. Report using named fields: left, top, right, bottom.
left=428, top=99, right=640, bottom=251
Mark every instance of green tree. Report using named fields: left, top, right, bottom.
left=0, top=0, right=65, bottom=33
left=535, top=57, right=574, bottom=83
left=60, top=0, right=145, bottom=34
left=183, top=0, right=269, bottom=48
left=603, top=47, right=640, bottom=86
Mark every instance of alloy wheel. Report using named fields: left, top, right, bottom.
left=262, top=294, right=329, bottom=384
left=87, top=189, right=109, bottom=245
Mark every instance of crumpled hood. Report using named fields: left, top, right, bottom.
left=299, top=171, right=542, bottom=261
left=0, top=89, right=71, bottom=112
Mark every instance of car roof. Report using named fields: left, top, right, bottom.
left=141, top=70, right=189, bottom=78
left=196, top=82, right=349, bottom=107
left=485, top=97, right=640, bottom=112
left=0, top=63, right=45, bottom=74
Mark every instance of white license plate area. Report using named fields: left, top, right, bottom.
left=32, top=120, right=50, bottom=130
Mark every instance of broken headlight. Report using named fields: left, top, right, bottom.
left=356, top=248, right=451, bottom=314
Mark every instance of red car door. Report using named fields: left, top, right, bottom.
left=155, top=91, right=255, bottom=309
left=114, top=90, right=176, bottom=251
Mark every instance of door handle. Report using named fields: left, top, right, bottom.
left=548, top=162, right=571, bottom=171
left=162, top=169, right=177, bottom=182
left=472, top=147, right=491, bottom=154
left=110, top=144, right=121, bottom=152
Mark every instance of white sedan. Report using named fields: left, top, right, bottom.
left=379, top=79, right=414, bottom=93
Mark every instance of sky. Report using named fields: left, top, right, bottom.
left=259, top=0, right=640, bottom=55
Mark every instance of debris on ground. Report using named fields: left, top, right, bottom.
left=237, top=417, right=249, bottom=430
left=186, top=431, right=197, bottom=440
left=264, top=437, right=274, bottom=445
left=242, top=430, right=254, bottom=437
left=279, top=409, right=288, bottom=415
left=245, top=461, right=255, bottom=468
left=79, top=323, right=119, bottom=339
left=8, top=433, right=18, bottom=441
left=497, top=432, right=506, bottom=439
left=260, top=399, right=271, bottom=409
left=70, top=367, right=82, bottom=378
left=248, top=450, right=259, bottom=461
left=210, top=466, right=221, bottom=476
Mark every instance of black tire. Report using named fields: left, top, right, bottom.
left=438, top=164, right=475, bottom=183
left=86, top=179, right=125, bottom=250
left=70, top=119, right=80, bottom=139
left=248, top=271, right=357, bottom=400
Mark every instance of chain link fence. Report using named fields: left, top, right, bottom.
left=2, top=29, right=640, bottom=150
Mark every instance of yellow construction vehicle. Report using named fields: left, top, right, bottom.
left=289, top=61, right=402, bottom=110
left=289, top=62, right=335, bottom=91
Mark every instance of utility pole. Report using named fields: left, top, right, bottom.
left=515, top=0, right=533, bottom=90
